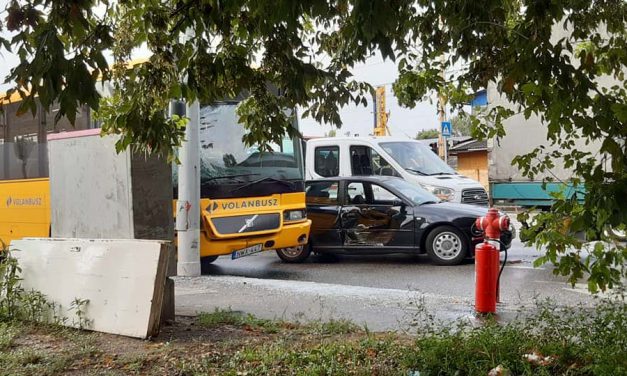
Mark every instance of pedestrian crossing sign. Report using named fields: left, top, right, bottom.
left=441, top=121, right=452, bottom=138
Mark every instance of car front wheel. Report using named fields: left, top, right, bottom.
left=276, top=244, right=311, bottom=263
left=425, top=226, right=468, bottom=265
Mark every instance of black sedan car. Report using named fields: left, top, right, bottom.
left=276, top=176, right=513, bottom=265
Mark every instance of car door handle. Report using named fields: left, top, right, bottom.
left=341, top=210, right=360, bottom=219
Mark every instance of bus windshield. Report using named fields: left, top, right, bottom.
left=197, top=103, right=303, bottom=184
left=379, top=141, right=456, bottom=176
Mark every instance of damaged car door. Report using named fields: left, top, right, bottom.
left=341, top=181, right=415, bottom=250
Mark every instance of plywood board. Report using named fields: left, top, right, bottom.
left=48, top=133, right=134, bottom=239
left=10, top=238, right=168, bottom=339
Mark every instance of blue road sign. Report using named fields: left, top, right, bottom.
left=441, top=121, right=452, bottom=138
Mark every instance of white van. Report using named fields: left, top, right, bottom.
left=305, top=136, right=488, bottom=205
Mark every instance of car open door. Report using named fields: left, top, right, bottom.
left=341, top=181, right=414, bottom=249
left=305, top=180, right=343, bottom=248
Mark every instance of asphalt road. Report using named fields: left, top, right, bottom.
left=175, top=227, right=604, bottom=331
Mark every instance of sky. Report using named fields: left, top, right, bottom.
left=298, top=56, right=440, bottom=138
left=0, top=2, right=440, bottom=139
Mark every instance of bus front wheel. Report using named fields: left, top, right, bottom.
left=276, top=244, right=311, bottom=263
left=200, top=255, right=219, bottom=273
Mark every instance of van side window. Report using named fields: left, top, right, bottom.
left=314, top=146, right=339, bottom=177
left=306, top=181, right=338, bottom=205
left=350, top=146, right=399, bottom=177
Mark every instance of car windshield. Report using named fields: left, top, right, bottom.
left=379, top=141, right=456, bottom=176
left=384, top=178, right=440, bottom=205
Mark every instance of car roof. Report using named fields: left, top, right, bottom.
left=307, top=136, right=421, bottom=144
left=306, top=176, right=403, bottom=184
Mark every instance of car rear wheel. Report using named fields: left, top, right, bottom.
left=276, top=244, right=311, bottom=263
left=425, top=226, right=468, bottom=265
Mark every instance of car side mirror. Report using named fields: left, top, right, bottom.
left=392, top=199, right=405, bottom=207
left=380, top=166, right=395, bottom=176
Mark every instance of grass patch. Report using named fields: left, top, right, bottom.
left=197, top=308, right=360, bottom=336
left=179, top=334, right=408, bottom=376
left=117, top=353, right=150, bottom=373
left=0, top=301, right=624, bottom=375
left=402, top=300, right=627, bottom=375
left=197, top=308, right=283, bottom=333
left=0, top=348, right=75, bottom=376
left=305, top=318, right=361, bottom=335
left=0, top=322, right=22, bottom=350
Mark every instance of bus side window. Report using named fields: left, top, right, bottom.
left=1, top=100, right=90, bottom=180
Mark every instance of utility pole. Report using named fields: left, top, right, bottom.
left=173, top=99, right=201, bottom=276
left=437, top=49, right=448, bottom=163
left=439, top=103, right=449, bottom=164
left=373, top=86, right=390, bottom=136
left=175, top=27, right=202, bottom=277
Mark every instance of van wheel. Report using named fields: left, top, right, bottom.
left=425, top=226, right=467, bottom=266
left=276, top=244, right=311, bottom=263
left=200, top=255, right=219, bottom=274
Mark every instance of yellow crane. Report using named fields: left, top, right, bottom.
left=373, top=86, right=391, bottom=136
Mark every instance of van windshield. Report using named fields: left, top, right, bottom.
left=379, top=141, right=456, bottom=176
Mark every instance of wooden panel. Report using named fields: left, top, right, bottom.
left=457, top=151, right=488, bottom=170
left=10, top=238, right=168, bottom=339
left=457, top=151, right=489, bottom=191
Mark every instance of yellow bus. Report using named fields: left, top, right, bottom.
left=183, top=101, right=311, bottom=266
left=0, top=95, right=311, bottom=268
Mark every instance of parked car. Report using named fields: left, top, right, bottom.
left=276, top=176, right=513, bottom=265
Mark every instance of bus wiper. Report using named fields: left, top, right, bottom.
left=428, top=172, right=456, bottom=176
left=405, top=168, right=428, bottom=176
left=201, top=173, right=260, bottom=185
left=232, top=176, right=295, bottom=192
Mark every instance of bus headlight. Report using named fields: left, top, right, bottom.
left=284, top=209, right=306, bottom=222
left=421, top=184, right=454, bottom=201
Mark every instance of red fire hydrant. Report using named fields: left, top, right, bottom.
left=475, top=208, right=510, bottom=314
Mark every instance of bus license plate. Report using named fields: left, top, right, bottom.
left=231, top=243, right=263, bottom=260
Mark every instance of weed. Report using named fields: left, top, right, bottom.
left=20, top=290, right=50, bottom=322
left=1, top=248, right=91, bottom=329
left=197, top=308, right=247, bottom=327
left=118, top=354, right=149, bottom=373
left=69, top=297, right=92, bottom=330
left=0, top=322, right=21, bottom=350
left=402, top=294, right=440, bottom=335
left=0, top=248, right=51, bottom=324
left=305, top=318, right=360, bottom=335
left=0, top=253, right=24, bottom=320
left=197, top=308, right=282, bottom=333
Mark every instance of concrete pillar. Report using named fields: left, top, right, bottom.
left=175, top=100, right=201, bottom=276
